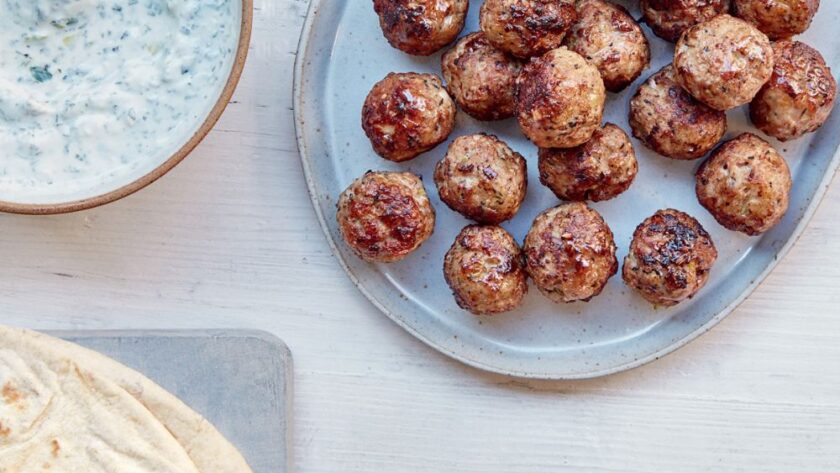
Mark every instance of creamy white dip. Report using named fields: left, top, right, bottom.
left=0, top=0, right=239, bottom=202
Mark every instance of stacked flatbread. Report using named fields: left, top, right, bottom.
left=0, top=326, right=253, bottom=472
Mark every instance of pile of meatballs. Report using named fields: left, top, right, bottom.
left=336, top=0, right=836, bottom=314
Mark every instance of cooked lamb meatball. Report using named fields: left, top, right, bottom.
left=732, top=0, right=819, bottom=40
left=523, top=203, right=618, bottom=303
left=538, top=123, right=638, bottom=202
left=623, top=209, right=717, bottom=307
left=517, top=48, right=606, bottom=148
left=441, top=32, right=523, bottom=121
left=479, top=0, right=578, bottom=58
left=750, top=40, right=837, bottom=142
left=696, top=133, right=792, bottom=235
left=640, top=0, right=730, bottom=42
left=443, top=225, right=528, bottom=315
left=362, top=72, right=456, bottom=162
left=434, top=134, right=528, bottom=224
left=563, top=0, right=651, bottom=92
left=629, top=65, right=727, bottom=160
left=337, top=171, right=435, bottom=262
left=674, top=14, right=774, bottom=111
left=373, top=0, right=469, bottom=56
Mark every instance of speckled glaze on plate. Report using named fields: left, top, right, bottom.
left=294, top=0, right=840, bottom=379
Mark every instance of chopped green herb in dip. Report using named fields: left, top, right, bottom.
left=0, top=0, right=239, bottom=200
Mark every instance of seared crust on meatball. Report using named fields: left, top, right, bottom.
left=623, top=209, right=718, bottom=307
left=538, top=123, right=638, bottom=202
left=373, top=0, right=469, bottom=56
left=479, top=0, right=579, bottom=58
left=443, top=225, right=528, bottom=315
left=630, top=65, right=728, bottom=160
left=524, top=203, right=618, bottom=303
left=640, top=0, right=730, bottom=43
left=441, top=32, right=523, bottom=121
left=563, top=0, right=651, bottom=92
left=696, top=133, right=792, bottom=235
left=733, top=0, right=819, bottom=40
left=674, top=15, right=774, bottom=111
left=750, top=40, right=837, bottom=142
left=434, top=134, right=528, bottom=224
left=517, top=48, right=606, bottom=148
left=362, top=72, right=456, bottom=162
left=337, top=171, right=435, bottom=262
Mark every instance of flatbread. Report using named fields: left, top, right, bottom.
left=0, top=327, right=253, bottom=473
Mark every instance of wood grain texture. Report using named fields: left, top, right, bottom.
left=0, top=1, right=838, bottom=471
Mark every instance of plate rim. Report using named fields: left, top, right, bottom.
left=293, top=0, right=840, bottom=380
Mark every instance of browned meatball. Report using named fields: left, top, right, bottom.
left=538, top=123, right=638, bottom=202
left=623, top=209, right=718, bottom=307
left=441, top=32, right=523, bottom=121
left=733, top=0, right=819, bottom=40
left=373, top=0, right=469, bottom=56
left=434, top=134, right=528, bottom=224
left=337, top=171, right=435, bottom=262
left=750, top=40, right=837, bottom=142
left=696, top=133, right=792, bottom=236
left=629, top=65, right=728, bottom=160
left=563, top=0, right=651, bottom=92
left=523, top=203, right=618, bottom=303
left=362, top=72, right=456, bottom=162
left=479, top=0, right=578, bottom=58
left=517, top=48, right=606, bottom=148
left=443, top=225, right=528, bottom=315
left=674, top=15, right=774, bottom=111
left=640, top=0, right=730, bottom=42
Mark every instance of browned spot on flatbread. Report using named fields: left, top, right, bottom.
left=2, top=382, right=23, bottom=404
left=51, top=439, right=61, bottom=457
left=0, top=420, right=10, bottom=438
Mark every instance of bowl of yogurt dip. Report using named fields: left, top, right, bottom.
left=0, top=0, right=252, bottom=213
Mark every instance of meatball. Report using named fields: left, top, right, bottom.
left=640, top=0, right=730, bottom=43
left=732, top=0, right=819, bottom=40
left=441, top=32, right=523, bottom=121
left=517, top=48, right=606, bottom=148
left=629, top=65, right=728, bottom=160
left=750, top=40, right=837, bottom=142
left=479, top=0, right=578, bottom=59
left=696, top=133, right=792, bottom=236
left=373, top=0, right=469, bottom=56
left=362, top=72, right=456, bottom=162
left=674, top=14, right=774, bottom=111
left=434, top=134, right=528, bottom=224
left=523, top=203, right=618, bottom=303
left=623, top=209, right=718, bottom=307
left=443, top=225, right=528, bottom=315
left=538, top=123, right=638, bottom=202
left=563, top=0, right=651, bottom=93
left=337, top=171, right=435, bottom=263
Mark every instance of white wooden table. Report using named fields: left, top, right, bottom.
left=2, top=1, right=839, bottom=471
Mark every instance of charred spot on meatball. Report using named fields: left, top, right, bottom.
left=479, top=0, right=579, bottom=59
left=629, top=64, right=728, bottom=160
left=673, top=14, right=774, bottom=111
left=516, top=48, right=606, bottom=149
left=434, top=134, right=528, bottom=224
left=362, top=72, right=456, bottom=162
left=732, top=0, right=819, bottom=40
left=538, top=123, right=638, bottom=202
left=337, top=171, right=436, bottom=263
left=441, top=32, right=523, bottom=121
left=750, top=40, right=837, bottom=142
left=623, top=209, right=718, bottom=307
left=373, top=0, right=469, bottom=56
left=523, top=203, right=618, bottom=303
left=443, top=225, right=528, bottom=315
left=640, top=0, right=730, bottom=43
left=563, top=0, right=651, bottom=93
left=696, top=133, right=792, bottom=236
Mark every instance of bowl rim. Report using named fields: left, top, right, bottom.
left=0, top=0, right=254, bottom=215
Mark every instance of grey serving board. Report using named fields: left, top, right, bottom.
left=52, top=329, right=291, bottom=473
